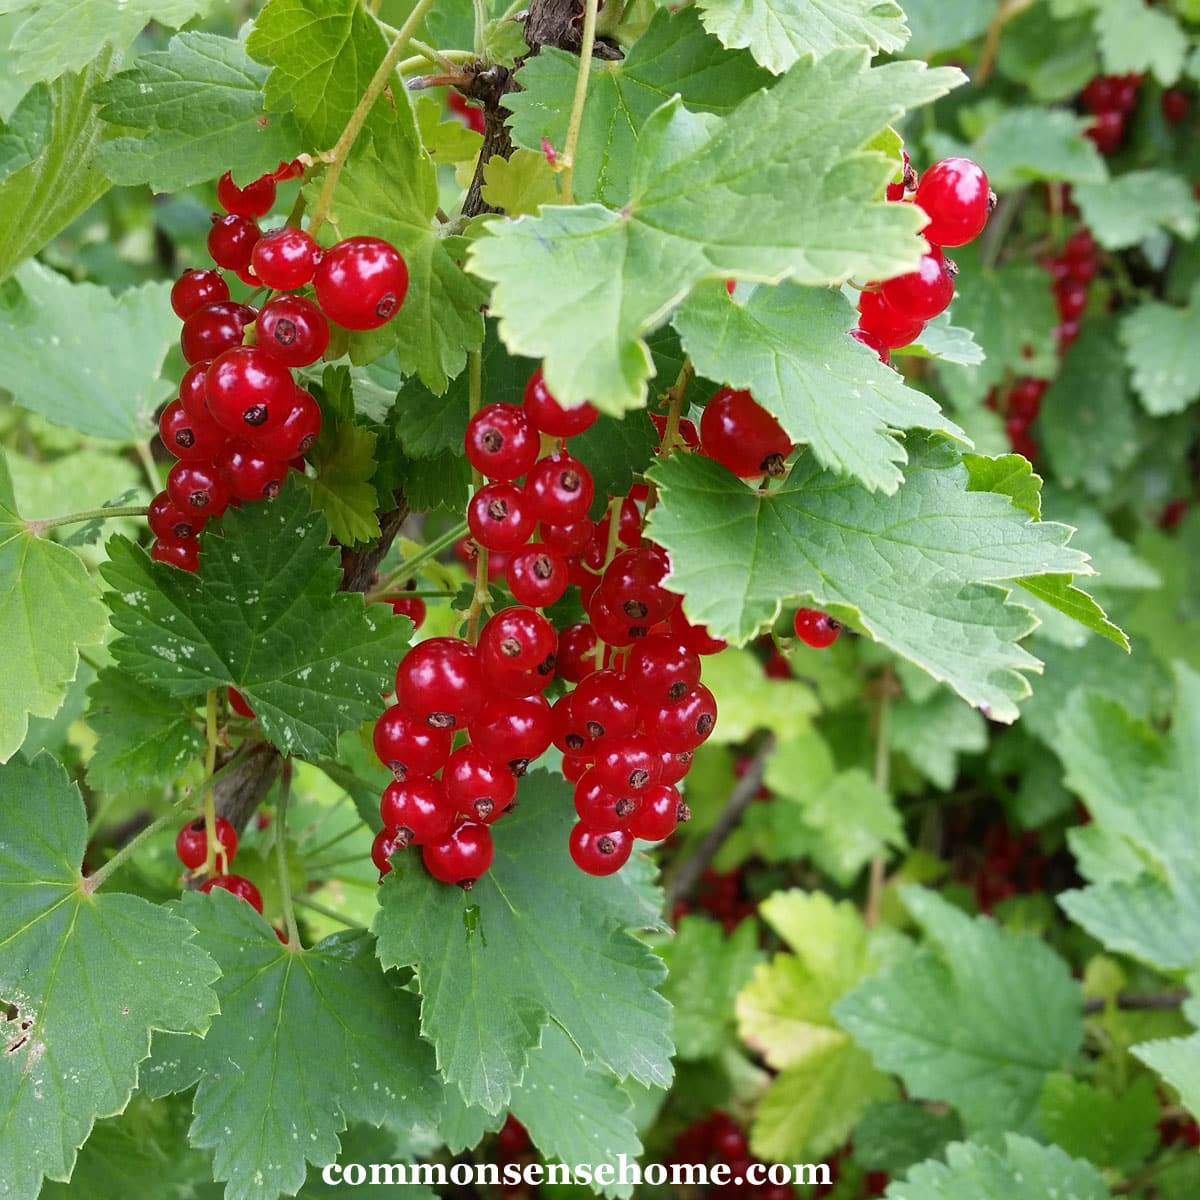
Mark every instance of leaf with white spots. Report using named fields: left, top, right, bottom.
left=142, top=890, right=442, bottom=1200
left=1120, top=284, right=1200, bottom=416
left=100, top=475, right=412, bottom=760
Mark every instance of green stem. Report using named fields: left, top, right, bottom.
left=308, top=0, right=439, bottom=239
left=275, top=761, right=301, bottom=948
left=135, top=441, right=161, bottom=493
left=464, top=349, right=490, bottom=643
left=865, top=683, right=893, bottom=928
left=591, top=497, right=623, bottom=665
left=203, top=690, right=220, bottom=875
left=366, top=520, right=469, bottom=601
left=27, top=504, right=149, bottom=535
left=559, top=0, right=600, bottom=205
left=294, top=894, right=363, bottom=930
left=400, top=40, right=471, bottom=72
left=473, top=0, right=488, bottom=57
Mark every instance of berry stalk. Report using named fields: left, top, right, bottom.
left=559, top=0, right=601, bottom=205
left=274, top=760, right=301, bottom=948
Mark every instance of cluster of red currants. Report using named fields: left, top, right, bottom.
left=853, top=155, right=994, bottom=363
left=669, top=1111, right=798, bottom=1200
left=148, top=164, right=409, bottom=571
left=1081, top=73, right=1142, bottom=155
left=174, top=814, right=264, bottom=913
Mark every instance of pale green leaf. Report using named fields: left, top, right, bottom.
left=890, top=687, right=987, bottom=790
left=416, top=95, right=482, bottom=166
left=900, top=0, right=991, bottom=56
left=700, top=647, right=818, bottom=744
left=0, top=81, right=49, bottom=183
left=1120, top=287, right=1200, bottom=415
left=1093, top=0, right=1188, bottom=84
left=1037, top=1074, right=1159, bottom=1173
left=1074, top=170, right=1199, bottom=250
left=480, top=149, right=558, bottom=216
left=305, top=419, right=381, bottom=546
left=1132, top=1034, right=1200, bottom=1117
left=903, top=314, right=985, bottom=366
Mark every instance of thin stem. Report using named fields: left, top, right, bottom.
left=294, top=894, right=364, bottom=930
left=473, top=0, right=488, bottom=58
left=592, top=497, right=624, bottom=665
left=275, top=761, right=301, bottom=947
left=366, top=519, right=469, bottom=601
left=975, top=0, right=1034, bottom=86
left=660, top=359, right=694, bottom=456
left=559, top=0, right=601, bottom=205
left=1083, top=989, right=1189, bottom=1015
left=464, top=349, right=490, bottom=643
left=308, top=0, right=439, bottom=239
left=203, top=690, right=220, bottom=875
left=26, top=504, right=149, bottom=535
left=135, top=441, right=161, bottom=493
left=401, top=39, right=470, bottom=72
left=865, top=685, right=893, bottom=928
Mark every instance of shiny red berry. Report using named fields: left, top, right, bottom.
left=914, top=157, right=993, bottom=247
left=228, top=687, right=255, bottom=719
left=148, top=491, right=202, bottom=541
left=629, top=784, right=685, bottom=841
left=645, top=684, right=717, bottom=752
left=255, top=295, right=329, bottom=368
left=523, top=368, right=598, bottom=437
left=571, top=670, right=640, bottom=742
left=386, top=595, right=427, bottom=629
left=178, top=361, right=212, bottom=419
left=505, top=544, right=569, bottom=608
left=468, top=694, right=553, bottom=772
left=380, top=777, right=456, bottom=846
left=151, top=536, right=200, bottom=571
left=159, top=399, right=226, bottom=462
left=592, top=733, right=662, bottom=792
left=180, top=301, right=257, bottom=364
left=699, top=387, right=792, bottom=478
left=167, top=460, right=230, bottom=520
left=479, top=607, right=557, bottom=675
left=541, top=517, right=595, bottom=557
left=199, top=873, right=263, bottom=912
left=207, top=213, right=261, bottom=271
left=465, top=403, right=540, bottom=480
left=253, top=388, right=323, bottom=462
left=217, top=170, right=276, bottom=218
left=216, top=438, right=286, bottom=502
left=423, top=821, right=494, bottom=888
left=850, top=327, right=891, bottom=365
left=176, top=816, right=238, bottom=870
left=857, top=291, right=925, bottom=350
left=524, top=451, right=594, bottom=525
left=468, top=481, right=537, bottom=552
left=171, top=268, right=230, bottom=320
left=313, top=236, right=408, bottom=330
left=670, top=608, right=727, bottom=656
left=557, top=622, right=598, bottom=682
left=626, top=636, right=701, bottom=705
left=568, top=823, right=632, bottom=876
left=879, top=247, right=956, bottom=321
left=793, top=607, right=842, bottom=649
left=205, top=346, right=295, bottom=438
left=395, top=638, right=484, bottom=730
left=574, top=770, right=641, bottom=831
left=443, top=745, right=518, bottom=824
left=373, top=704, right=453, bottom=780
left=250, top=226, right=321, bottom=290
left=371, top=826, right=405, bottom=878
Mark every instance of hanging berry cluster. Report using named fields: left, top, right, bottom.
left=148, top=163, right=409, bottom=571
left=1081, top=73, right=1143, bottom=156
left=174, top=813, right=264, bottom=913
left=371, top=370, right=736, bottom=889
left=854, top=155, right=994, bottom=362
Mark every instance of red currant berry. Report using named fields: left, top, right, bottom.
left=1081, top=76, right=1119, bottom=114
left=395, top=637, right=484, bottom=730
left=1008, top=377, right=1047, bottom=422
left=557, top=622, right=598, bottom=682
left=575, top=770, right=641, bottom=831
left=571, top=670, right=640, bottom=742
left=479, top=607, right=557, bottom=674
left=253, top=388, right=323, bottom=462
left=373, top=704, right=452, bottom=779
left=205, top=346, right=295, bottom=437
left=250, top=226, right=321, bottom=290
left=879, top=247, right=956, bottom=321
left=465, top=403, right=539, bottom=481
left=217, top=170, right=276, bottom=217
left=178, top=361, right=212, bottom=419
left=524, top=451, right=594, bottom=525
left=151, top=536, right=200, bottom=571
left=793, top=607, right=842, bottom=648
left=644, top=684, right=717, bottom=752
left=443, top=745, right=517, bottom=824
left=180, top=301, right=257, bottom=364
left=699, top=387, right=792, bottom=478
left=562, top=754, right=591, bottom=783
left=207, top=213, right=261, bottom=271
left=176, top=816, right=238, bottom=869
left=857, top=291, right=925, bottom=350
left=468, top=481, right=537, bottom=553
left=148, top=491, right=202, bottom=541
left=216, top=438, right=287, bottom=502
left=423, top=821, right=494, bottom=888
left=1162, top=88, right=1189, bottom=126
left=386, top=595, right=427, bottom=629
left=550, top=694, right=590, bottom=756
left=255, top=295, right=330, bottom=368
left=448, top=90, right=486, bottom=135
left=597, top=545, right=678, bottom=626
left=541, top=517, right=595, bottom=557
left=650, top=413, right=700, bottom=451
left=913, top=157, right=993, bottom=247
left=228, top=687, right=255, bottom=719
left=505, top=544, right=569, bottom=608
left=669, top=608, right=727, bottom=655
left=657, top=746, right=693, bottom=786
left=1086, top=109, right=1125, bottom=156
left=1054, top=279, right=1088, bottom=322
left=380, top=777, right=456, bottom=846
left=592, top=733, right=662, bottom=792
left=850, top=327, right=891, bottom=365
left=371, top=826, right=406, bottom=877
left=626, top=636, right=701, bottom=705
left=587, top=590, right=643, bottom=646
left=199, top=873, right=263, bottom=912
left=171, top=268, right=230, bottom=320
left=159, top=399, right=226, bottom=462
left=468, top=694, right=553, bottom=773
left=628, top=784, right=685, bottom=841
left=167, top=460, right=230, bottom=520
left=568, top=823, right=632, bottom=876
left=523, top=368, right=598, bottom=437
left=312, top=236, right=408, bottom=330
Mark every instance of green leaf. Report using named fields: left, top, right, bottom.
left=94, top=32, right=301, bottom=193
left=246, top=0, right=386, bottom=146
left=901, top=0, right=991, bottom=56
left=0, top=453, right=108, bottom=763
left=661, top=916, right=762, bottom=1060
left=100, top=477, right=412, bottom=760
left=373, top=771, right=673, bottom=1113
left=305, top=419, right=381, bottom=546
left=85, top=668, right=203, bottom=793
left=834, top=887, right=1083, bottom=1133
left=571, top=410, right=659, bottom=520
left=144, top=891, right=441, bottom=1200
left=852, top=1102, right=963, bottom=1175
left=0, top=81, right=49, bottom=183
left=1093, top=0, right=1188, bottom=84
left=674, top=280, right=965, bottom=493
left=506, top=7, right=770, bottom=206
left=416, top=94, right=481, bottom=166
left=1120, top=286, right=1200, bottom=415
left=1037, top=1074, right=1159, bottom=1173
left=1073, top=170, right=1199, bottom=250
left=0, top=51, right=116, bottom=283
left=694, top=0, right=909, bottom=74
left=1, top=0, right=209, bottom=87
left=1056, top=667, right=1200, bottom=971
left=885, top=1135, right=1110, bottom=1200
left=0, top=754, right=219, bottom=1200
left=646, top=441, right=1093, bottom=722
left=1132, top=1034, right=1200, bottom=1116
left=470, top=53, right=964, bottom=415
left=0, top=263, right=178, bottom=441
left=904, top=314, right=985, bottom=366
left=480, top=149, right=559, bottom=216
left=890, top=687, right=987, bottom=790
left=736, top=891, right=897, bottom=1158
left=700, top=647, right=819, bottom=744
left=996, top=8, right=1099, bottom=102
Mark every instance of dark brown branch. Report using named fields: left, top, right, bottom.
left=1083, top=989, right=1189, bottom=1015
left=664, top=734, right=775, bottom=915
left=339, top=490, right=411, bottom=594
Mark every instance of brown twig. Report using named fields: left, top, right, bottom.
left=1083, top=989, right=1189, bottom=1015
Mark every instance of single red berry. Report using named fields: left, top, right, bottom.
left=199, top=873, right=263, bottom=912
left=180, top=301, right=257, bottom=364
left=670, top=608, right=727, bottom=655
left=253, top=388, right=323, bottom=462
left=468, top=694, right=553, bottom=772
left=250, top=226, right=321, bottom=290
left=850, top=327, right=890, bottom=365
left=550, top=693, right=591, bottom=756
left=373, top=704, right=453, bottom=779
left=228, top=687, right=255, bottom=719
left=271, top=158, right=304, bottom=182
left=386, top=595, right=427, bottom=629
left=794, top=607, right=842, bottom=649
left=465, top=403, right=540, bottom=481
left=468, top=481, right=537, bottom=552
left=171, top=268, right=230, bottom=320
left=523, top=368, right=598, bottom=437
left=255, top=295, right=330, bottom=368
left=1086, top=110, right=1125, bottom=155
left=596, top=545, right=678, bottom=626
left=562, top=754, right=591, bottom=783
left=1162, top=88, right=1189, bottom=126
left=644, top=684, right=718, bottom=752
left=176, top=815, right=238, bottom=870
left=650, top=413, right=700, bottom=451
left=148, top=491, right=202, bottom=541
left=236, top=264, right=261, bottom=288
left=395, top=637, right=485, bottom=730
left=592, top=733, right=662, bottom=792
left=880, top=247, right=956, bottom=321
left=178, top=361, right=212, bottom=419
left=540, top=517, right=595, bottom=557
left=1054, top=279, right=1088, bottom=322
left=151, top=534, right=200, bottom=571
left=505, top=544, right=569, bottom=607
left=1112, top=73, right=1142, bottom=115
left=628, top=784, right=685, bottom=841
left=699, top=387, right=793, bottom=478
left=167, top=460, right=230, bottom=520
left=587, top=590, right=644, bottom=647
left=557, top=622, right=598, bottom=682
left=216, top=438, right=287, bottom=502
left=207, top=213, right=261, bottom=271
left=448, top=90, right=486, bottom=136
left=857, top=291, right=926, bottom=350
left=380, top=777, right=456, bottom=846
left=568, top=822, right=632, bottom=876
left=571, top=670, right=640, bottom=742
left=217, top=170, right=277, bottom=217
left=1008, top=377, right=1047, bottom=422
left=479, top=607, right=557, bottom=674
left=159, top=399, right=226, bottom=462
left=626, top=636, right=701, bottom=705
left=371, top=826, right=406, bottom=878
left=656, top=746, right=693, bottom=786
left=574, top=770, right=641, bottom=831
left=524, top=451, right=594, bottom=525
left=312, top=236, right=408, bottom=330
left=1081, top=76, right=1120, bottom=114
left=423, top=821, right=494, bottom=888
left=443, top=745, right=518, bottom=824
left=205, top=346, right=295, bottom=438
left=913, top=157, right=993, bottom=247
left=496, top=1114, right=530, bottom=1159
left=1064, top=228, right=1096, bottom=262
